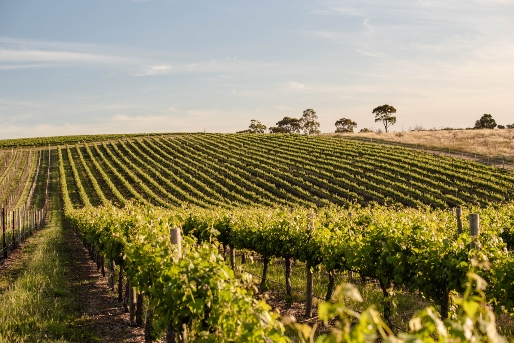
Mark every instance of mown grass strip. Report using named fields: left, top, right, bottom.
left=0, top=211, right=98, bottom=342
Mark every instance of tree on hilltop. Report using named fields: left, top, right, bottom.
left=373, top=104, right=396, bottom=132
left=269, top=117, right=301, bottom=134
left=335, top=118, right=357, bottom=133
left=300, top=109, right=320, bottom=135
left=248, top=119, right=267, bottom=133
left=474, top=114, right=497, bottom=129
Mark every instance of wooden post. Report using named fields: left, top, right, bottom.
left=325, top=270, right=336, bottom=301
left=285, top=257, right=292, bottom=298
left=107, top=259, right=115, bottom=290
left=17, top=209, right=21, bottom=244
left=101, top=256, right=105, bottom=277
left=305, top=264, right=313, bottom=317
left=469, top=214, right=480, bottom=250
left=145, top=306, right=155, bottom=343
left=305, top=214, right=315, bottom=318
left=2, top=208, right=6, bottom=258
left=118, top=268, right=124, bottom=303
left=260, top=256, right=269, bottom=292
left=167, top=227, right=186, bottom=343
left=12, top=210, right=15, bottom=249
left=441, top=285, right=450, bottom=320
left=456, top=207, right=463, bottom=234
left=129, top=280, right=136, bottom=325
left=136, top=293, right=144, bottom=326
left=229, top=246, right=236, bottom=270
left=170, top=228, right=182, bottom=258
left=124, top=278, right=130, bottom=312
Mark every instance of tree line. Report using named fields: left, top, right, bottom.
left=239, top=107, right=511, bottom=134
left=239, top=104, right=397, bottom=134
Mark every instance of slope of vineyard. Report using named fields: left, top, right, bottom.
left=0, top=148, right=46, bottom=210
left=58, top=133, right=514, bottom=209
left=3, top=133, right=514, bottom=341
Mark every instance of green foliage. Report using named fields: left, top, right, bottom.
left=301, top=109, right=321, bottom=135
left=269, top=110, right=320, bottom=135
left=271, top=117, right=302, bottom=134
left=248, top=119, right=267, bottom=134
left=291, top=273, right=505, bottom=343
left=60, top=147, right=514, bottom=341
left=335, top=118, right=357, bottom=133
left=0, top=132, right=174, bottom=148
left=66, top=204, right=289, bottom=341
left=56, top=134, right=514, bottom=211
left=373, top=104, right=397, bottom=133
left=474, top=114, right=497, bottom=129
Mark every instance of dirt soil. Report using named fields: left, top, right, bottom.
left=0, top=242, right=30, bottom=290
left=63, top=227, right=145, bottom=343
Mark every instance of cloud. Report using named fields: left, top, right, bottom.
left=0, top=36, right=138, bottom=71
left=309, top=1, right=514, bottom=65
left=137, top=58, right=270, bottom=76
left=0, top=49, right=131, bottom=64
left=288, top=82, right=306, bottom=89
left=0, top=64, right=47, bottom=70
left=138, top=64, right=174, bottom=76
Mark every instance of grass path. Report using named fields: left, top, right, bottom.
left=0, top=153, right=143, bottom=343
left=0, top=208, right=96, bottom=342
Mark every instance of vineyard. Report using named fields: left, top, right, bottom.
left=0, top=147, right=50, bottom=259
left=2, top=133, right=514, bottom=342
left=58, top=134, right=514, bottom=209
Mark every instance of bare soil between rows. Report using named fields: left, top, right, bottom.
left=62, top=226, right=145, bottom=343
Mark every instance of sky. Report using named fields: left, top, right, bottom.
left=0, top=0, right=513, bottom=139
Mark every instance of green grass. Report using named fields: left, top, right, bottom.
left=0, top=155, right=100, bottom=343
left=240, top=255, right=514, bottom=337
left=0, top=209, right=99, bottom=342
left=239, top=255, right=431, bottom=329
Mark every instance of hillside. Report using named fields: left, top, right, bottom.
left=332, top=129, right=514, bottom=163
left=2, top=132, right=514, bottom=341
left=56, top=133, right=514, bottom=210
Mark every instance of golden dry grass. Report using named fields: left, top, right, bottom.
left=331, top=129, right=514, bottom=162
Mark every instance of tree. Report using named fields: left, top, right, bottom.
left=270, top=117, right=301, bottom=134
left=372, top=104, right=397, bottom=133
left=359, top=128, right=371, bottom=133
left=300, top=109, right=320, bottom=135
left=474, top=114, right=497, bottom=129
left=335, top=118, right=357, bottom=133
left=248, top=119, right=267, bottom=133
left=269, top=126, right=288, bottom=133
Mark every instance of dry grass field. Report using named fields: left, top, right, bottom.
left=332, top=129, right=514, bottom=163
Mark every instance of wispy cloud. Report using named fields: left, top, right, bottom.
left=138, top=64, right=174, bottom=76
left=288, top=82, right=306, bottom=90
left=0, top=64, right=47, bottom=70
left=310, top=0, right=514, bottom=64
left=0, top=49, right=131, bottom=64
left=137, top=59, right=270, bottom=76
left=0, top=36, right=138, bottom=70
